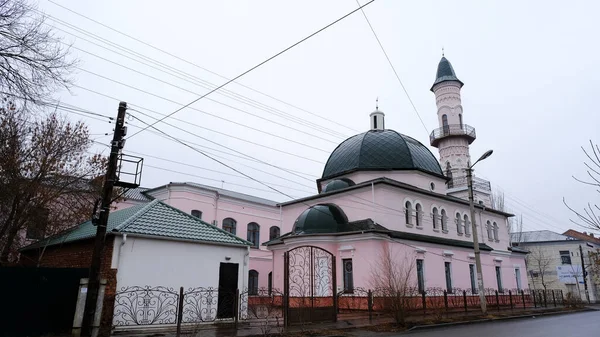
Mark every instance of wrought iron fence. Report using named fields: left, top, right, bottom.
left=429, top=124, right=476, bottom=145
left=113, top=286, right=284, bottom=328
left=448, top=176, right=491, bottom=191
left=335, top=287, right=560, bottom=320
left=113, top=286, right=179, bottom=326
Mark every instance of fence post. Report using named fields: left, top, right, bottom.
left=176, top=287, right=184, bottom=337
left=463, top=290, right=467, bottom=313
left=443, top=290, right=448, bottom=314
left=368, top=289, right=373, bottom=324
left=495, top=290, right=500, bottom=312
left=422, top=292, right=426, bottom=316
left=552, top=290, right=556, bottom=307
left=234, top=288, right=240, bottom=329
left=543, top=290, right=547, bottom=308
left=521, top=290, right=526, bottom=309
left=509, top=290, right=513, bottom=310
left=560, top=290, right=564, bottom=305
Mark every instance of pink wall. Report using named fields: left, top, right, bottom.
left=147, top=184, right=281, bottom=289
left=319, top=171, right=447, bottom=195
left=268, top=234, right=527, bottom=293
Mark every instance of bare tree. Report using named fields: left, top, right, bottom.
left=0, top=102, right=105, bottom=263
left=564, top=140, right=600, bottom=231
left=491, top=190, right=505, bottom=212
left=0, top=0, right=76, bottom=105
left=510, top=214, right=524, bottom=246
left=370, top=242, right=416, bottom=325
left=525, top=245, right=554, bottom=291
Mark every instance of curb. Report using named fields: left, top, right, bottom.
left=406, top=308, right=593, bottom=332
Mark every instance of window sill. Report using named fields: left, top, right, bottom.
left=442, top=230, right=449, bottom=234
left=488, top=239, right=494, bottom=242
left=457, top=233, right=464, bottom=236
left=433, top=228, right=440, bottom=232
left=416, top=226, right=423, bottom=230
left=465, top=234, right=471, bottom=237
left=406, top=224, right=414, bottom=228
left=494, top=240, right=500, bottom=243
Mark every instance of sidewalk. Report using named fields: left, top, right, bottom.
left=111, top=306, right=588, bottom=337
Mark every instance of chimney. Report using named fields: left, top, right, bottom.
left=583, top=232, right=587, bottom=235
left=590, top=233, right=595, bottom=238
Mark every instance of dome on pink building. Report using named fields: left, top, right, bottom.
left=322, top=129, right=444, bottom=180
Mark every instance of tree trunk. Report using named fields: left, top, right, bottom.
left=0, top=219, right=24, bottom=264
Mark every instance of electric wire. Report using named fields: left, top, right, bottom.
left=124, top=0, right=376, bottom=139
left=46, top=0, right=361, bottom=134
left=355, top=0, right=429, bottom=136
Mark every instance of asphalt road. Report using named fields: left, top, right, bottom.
left=397, top=311, right=599, bottom=337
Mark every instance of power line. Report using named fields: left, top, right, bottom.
left=46, top=0, right=361, bottom=134
left=355, top=0, right=429, bottom=136
left=71, top=70, right=336, bottom=151
left=39, top=18, right=350, bottom=141
left=125, top=0, right=376, bottom=139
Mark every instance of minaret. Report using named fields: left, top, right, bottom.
left=429, top=56, right=491, bottom=205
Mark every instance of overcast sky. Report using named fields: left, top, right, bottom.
left=38, top=0, right=600, bottom=235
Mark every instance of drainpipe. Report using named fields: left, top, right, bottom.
left=116, top=234, right=127, bottom=270
left=371, top=182, right=375, bottom=204
left=214, top=192, right=220, bottom=226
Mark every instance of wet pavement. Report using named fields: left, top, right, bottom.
left=365, top=310, right=600, bottom=337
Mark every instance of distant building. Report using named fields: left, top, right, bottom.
left=511, top=229, right=600, bottom=303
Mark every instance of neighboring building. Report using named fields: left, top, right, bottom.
left=511, top=230, right=600, bottom=303
left=20, top=200, right=250, bottom=333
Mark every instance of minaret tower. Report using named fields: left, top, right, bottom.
left=429, top=56, right=491, bottom=205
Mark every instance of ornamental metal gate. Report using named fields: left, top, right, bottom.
left=283, top=246, right=337, bottom=326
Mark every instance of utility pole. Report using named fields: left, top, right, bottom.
left=81, top=102, right=128, bottom=336
left=467, top=167, right=487, bottom=315
left=579, top=245, right=590, bottom=304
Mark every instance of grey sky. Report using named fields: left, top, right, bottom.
left=39, top=0, right=600, bottom=234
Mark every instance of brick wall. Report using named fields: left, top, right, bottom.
left=21, top=236, right=117, bottom=336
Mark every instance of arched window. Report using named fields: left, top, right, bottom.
left=459, top=114, right=463, bottom=128
left=442, top=114, right=450, bottom=135
left=223, top=218, right=237, bottom=235
left=432, top=207, right=439, bottom=230
left=269, top=226, right=280, bottom=240
left=441, top=209, right=448, bottom=232
left=191, top=209, right=202, bottom=219
left=405, top=201, right=413, bottom=225
left=247, top=222, right=260, bottom=248
left=248, top=270, right=259, bottom=295
left=456, top=213, right=463, bottom=234
left=463, top=214, right=470, bottom=235
left=493, top=222, right=499, bottom=241
left=268, top=272, right=273, bottom=295
left=446, top=162, right=453, bottom=188
left=486, top=221, right=493, bottom=240
left=415, top=204, right=423, bottom=227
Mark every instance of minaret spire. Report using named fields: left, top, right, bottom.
left=375, top=97, right=379, bottom=110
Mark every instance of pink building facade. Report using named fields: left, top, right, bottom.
left=113, top=56, right=528, bottom=296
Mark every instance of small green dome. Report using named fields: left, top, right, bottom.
left=431, top=56, right=463, bottom=91
left=322, top=130, right=443, bottom=180
left=292, top=204, right=348, bottom=234
left=322, top=178, right=355, bottom=193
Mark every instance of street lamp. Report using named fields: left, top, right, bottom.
left=467, top=149, right=493, bottom=315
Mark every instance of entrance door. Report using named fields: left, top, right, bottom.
left=284, top=246, right=336, bottom=326
left=217, top=263, right=239, bottom=319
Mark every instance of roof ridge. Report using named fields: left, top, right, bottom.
left=152, top=200, right=252, bottom=245
left=113, top=199, right=160, bottom=232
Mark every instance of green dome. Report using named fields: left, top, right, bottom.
left=322, top=178, right=355, bottom=193
left=431, top=56, right=464, bottom=91
left=322, top=130, right=443, bottom=180
left=292, top=204, right=348, bottom=234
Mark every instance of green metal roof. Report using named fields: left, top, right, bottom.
left=322, top=178, right=355, bottom=193
left=23, top=200, right=250, bottom=250
left=321, top=130, right=443, bottom=180
left=431, top=56, right=464, bottom=91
